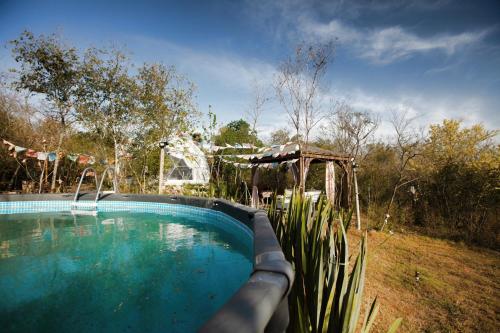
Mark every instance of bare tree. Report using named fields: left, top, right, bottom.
left=274, top=41, right=334, bottom=145
left=245, top=79, right=269, bottom=138
left=381, top=109, right=421, bottom=230
left=321, top=101, right=379, bottom=160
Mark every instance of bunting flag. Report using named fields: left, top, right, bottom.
left=1, top=138, right=98, bottom=166
left=48, top=152, right=57, bottom=162
left=2, top=139, right=15, bottom=151
left=25, top=149, right=37, bottom=158
left=37, top=152, right=48, bottom=161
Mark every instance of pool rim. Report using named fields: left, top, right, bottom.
left=0, top=193, right=294, bottom=333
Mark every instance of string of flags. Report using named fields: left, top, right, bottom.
left=207, top=143, right=259, bottom=152
left=219, top=157, right=299, bottom=169
left=208, top=141, right=301, bottom=169
left=206, top=142, right=300, bottom=154
left=2, top=139, right=97, bottom=165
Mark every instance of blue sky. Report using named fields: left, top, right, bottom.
left=1, top=0, right=499, bottom=139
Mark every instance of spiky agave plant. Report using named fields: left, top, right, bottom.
left=268, top=191, right=401, bottom=333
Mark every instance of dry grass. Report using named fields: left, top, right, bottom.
left=348, top=228, right=500, bottom=332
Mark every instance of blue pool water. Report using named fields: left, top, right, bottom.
left=0, top=203, right=253, bottom=333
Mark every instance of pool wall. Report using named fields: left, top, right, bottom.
left=0, top=193, right=294, bottom=333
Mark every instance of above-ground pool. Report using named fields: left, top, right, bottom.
left=0, top=194, right=293, bottom=333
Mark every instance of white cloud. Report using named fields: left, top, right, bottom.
left=298, top=18, right=490, bottom=64
left=128, top=35, right=276, bottom=90
left=327, top=87, right=497, bottom=139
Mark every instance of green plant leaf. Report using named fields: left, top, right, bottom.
left=387, top=318, right=403, bottom=333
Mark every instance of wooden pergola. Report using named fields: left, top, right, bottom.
left=249, top=143, right=353, bottom=209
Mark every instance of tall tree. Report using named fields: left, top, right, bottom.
left=10, top=30, right=80, bottom=192
left=274, top=41, right=334, bottom=144
left=133, top=63, right=198, bottom=192
left=136, top=63, right=197, bottom=142
left=76, top=47, right=136, bottom=184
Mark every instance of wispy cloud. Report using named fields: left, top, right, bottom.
left=128, top=35, right=276, bottom=90
left=299, top=18, right=491, bottom=64
left=326, top=87, right=498, bottom=139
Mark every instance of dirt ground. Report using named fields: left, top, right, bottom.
left=348, top=228, right=500, bottom=332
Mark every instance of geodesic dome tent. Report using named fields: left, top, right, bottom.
left=164, top=135, right=210, bottom=186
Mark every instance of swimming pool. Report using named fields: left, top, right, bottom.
left=0, top=194, right=293, bottom=333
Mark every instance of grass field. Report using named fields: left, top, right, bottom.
left=348, top=228, right=499, bottom=332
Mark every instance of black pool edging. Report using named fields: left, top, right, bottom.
left=0, top=193, right=294, bottom=333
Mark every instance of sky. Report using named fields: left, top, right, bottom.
left=1, top=0, right=499, bottom=140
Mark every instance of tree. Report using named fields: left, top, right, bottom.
left=269, top=128, right=292, bottom=145
left=133, top=63, right=198, bottom=192
left=321, top=101, right=379, bottom=160
left=213, top=119, right=261, bottom=146
left=274, top=41, right=334, bottom=144
left=10, top=30, right=81, bottom=192
left=417, top=120, right=499, bottom=242
left=76, top=47, right=136, bottom=184
left=381, top=110, right=421, bottom=230
left=245, top=79, right=269, bottom=139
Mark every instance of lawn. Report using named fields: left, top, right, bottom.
left=348, top=228, right=499, bottom=332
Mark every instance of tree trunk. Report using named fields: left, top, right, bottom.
left=50, top=130, right=65, bottom=192
left=353, top=167, right=361, bottom=230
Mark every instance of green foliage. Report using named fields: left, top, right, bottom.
left=268, top=191, right=401, bottom=333
left=10, top=30, right=80, bottom=124
left=207, top=173, right=251, bottom=205
left=213, top=119, right=262, bottom=146
left=415, top=120, right=499, bottom=246
left=136, top=63, right=197, bottom=144
left=77, top=48, right=137, bottom=142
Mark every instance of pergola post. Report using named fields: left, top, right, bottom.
left=325, top=161, right=335, bottom=206
left=251, top=166, right=260, bottom=208
left=298, top=156, right=312, bottom=194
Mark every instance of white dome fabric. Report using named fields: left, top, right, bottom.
left=164, top=135, right=210, bottom=186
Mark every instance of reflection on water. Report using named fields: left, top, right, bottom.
left=0, top=211, right=253, bottom=333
